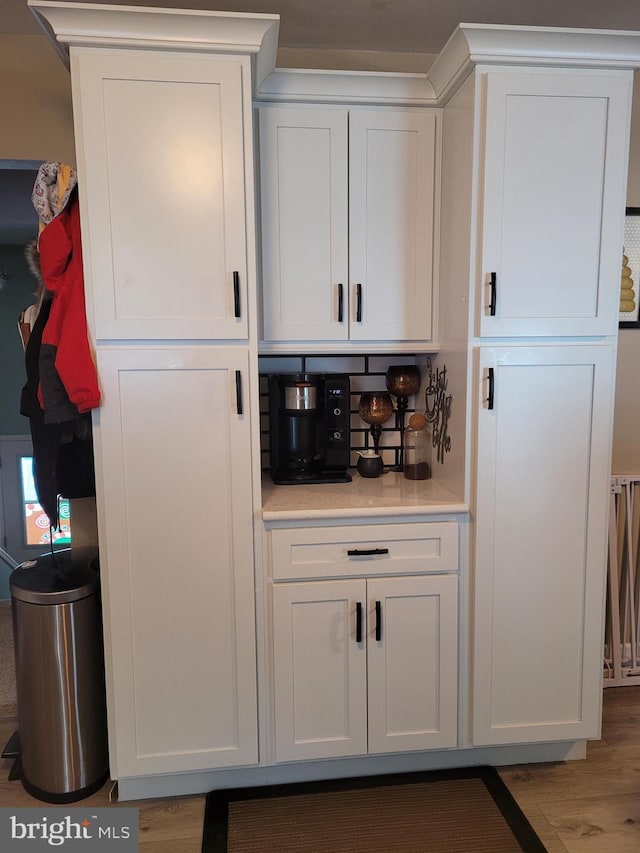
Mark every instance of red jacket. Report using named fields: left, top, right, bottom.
left=38, top=192, right=100, bottom=414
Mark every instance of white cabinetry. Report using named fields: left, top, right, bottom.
left=437, top=61, right=634, bottom=750
left=472, top=345, right=615, bottom=745
left=97, top=347, right=257, bottom=776
left=269, top=522, right=458, bottom=762
left=63, top=27, right=270, bottom=780
left=477, top=69, right=631, bottom=338
left=73, top=49, right=250, bottom=341
left=259, top=105, right=437, bottom=348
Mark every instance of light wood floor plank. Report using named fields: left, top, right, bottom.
left=139, top=840, right=203, bottom=853
left=538, top=792, right=640, bottom=852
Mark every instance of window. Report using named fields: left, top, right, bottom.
left=20, top=456, right=71, bottom=547
left=0, top=438, right=72, bottom=568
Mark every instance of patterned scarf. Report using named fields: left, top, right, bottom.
left=31, top=162, right=78, bottom=228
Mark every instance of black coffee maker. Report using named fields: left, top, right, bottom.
left=268, top=373, right=351, bottom=485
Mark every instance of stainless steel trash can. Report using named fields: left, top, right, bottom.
left=10, top=547, right=108, bottom=803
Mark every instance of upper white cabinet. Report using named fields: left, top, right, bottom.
left=477, top=68, right=631, bottom=337
left=259, top=106, right=347, bottom=341
left=72, top=49, right=251, bottom=340
left=259, top=105, right=437, bottom=347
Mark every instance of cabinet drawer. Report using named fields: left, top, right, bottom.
left=270, top=522, right=458, bottom=580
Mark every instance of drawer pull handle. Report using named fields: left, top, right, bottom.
left=233, top=271, right=241, bottom=318
left=487, top=367, right=495, bottom=411
left=356, top=602, right=363, bottom=644
left=489, top=271, right=497, bottom=316
left=356, top=283, right=363, bottom=322
left=375, top=600, right=382, bottom=642
left=235, top=370, right=243, bottom=415
left=338, top=282, right=344, bottom=323
left=347, top=548, right=389, bottom=557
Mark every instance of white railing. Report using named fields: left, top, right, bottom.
left=605, top=476, right=640, bottom=686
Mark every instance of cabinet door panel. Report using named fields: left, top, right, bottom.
left=259, top=106, right=349, bottom=341
left=272, top=580, right=367, bottom=761
left=96, top=347, right=257, bottom=776
left=473, top=345, right=614, bottom=745
left=349, top=110, right=436, bottom=342
left=367, top=575, right=458, bottom=753
left=74, top=49, right=249, bottom=339
left=479, top=70, right=630, bottom=336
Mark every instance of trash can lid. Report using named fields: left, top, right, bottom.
left=10, top=548, right=100, bottom=605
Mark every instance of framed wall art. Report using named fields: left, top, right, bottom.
left=620, top=207, right=640, bottom=328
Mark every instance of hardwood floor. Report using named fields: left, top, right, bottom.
left=1, top=687, right=640, bottom=851
left=0, top=709, right=204, bottom=852
left=500, top=687, right=640, bottom=852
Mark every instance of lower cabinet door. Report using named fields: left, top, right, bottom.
left=272, top=574, right=458, bottom=762
left=272, top=579, right=368, bottom=762
left=96, top=346, right=258, bottom=777
left=473, top=344, right=615, bottom=745
left=367, top=575, right=458, bottom=753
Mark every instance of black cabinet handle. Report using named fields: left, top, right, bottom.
left=375, top=600, right=382, bottom=642
left=233, top=271, right=241, bottom=318
left=347, top=548, right=389, bottom=557
left=489, top=272, right=497, bottom=316
left=235, top=370, right=243, bottom=415
left=487, top=367, right=494, bottom=411
left=338, top=282, right=344, bottom=323
left=356, top=283, right=362, bottom=322
left=356, top=602, right=363, bottom=643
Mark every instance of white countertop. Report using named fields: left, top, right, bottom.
left=261, top=471, right=467, bottom=521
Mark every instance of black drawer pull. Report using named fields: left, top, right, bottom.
left=347, top=548, right=389, bottom=557
left=356, top=602, right=363, bottom=644
left=338, top=282, right=344, bottom=323
left=375, top=600, right=382, bottom=642
left=487, top=367, right=494, bottom=411
left=356, top=283, right=363, bottom=322
left=489, top=271, right=497, bottom=316
left=235, top=370, right=243, bottom=415
left=233, top=271, right=241, bottom=318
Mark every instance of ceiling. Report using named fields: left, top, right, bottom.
left=6, top=0, right=640, bottom=55
left=4, top=0, right=640, bottom=244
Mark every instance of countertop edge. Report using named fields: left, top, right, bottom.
left=262, top=503, right=469, bottom=522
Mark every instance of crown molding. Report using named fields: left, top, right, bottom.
left=27, top=1, right=280, bottom=89
left=257, top=68, right=436, bottom=106
left=25, top=6, right=640, bottom=106
left=428, top=22, right=640, bottom=103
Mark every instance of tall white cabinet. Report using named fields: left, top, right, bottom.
left=436, top=46, right=634, bottom=748
left=33, top=4, right=280, bottom=782
left=75, top=48, right=261, bottom=778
